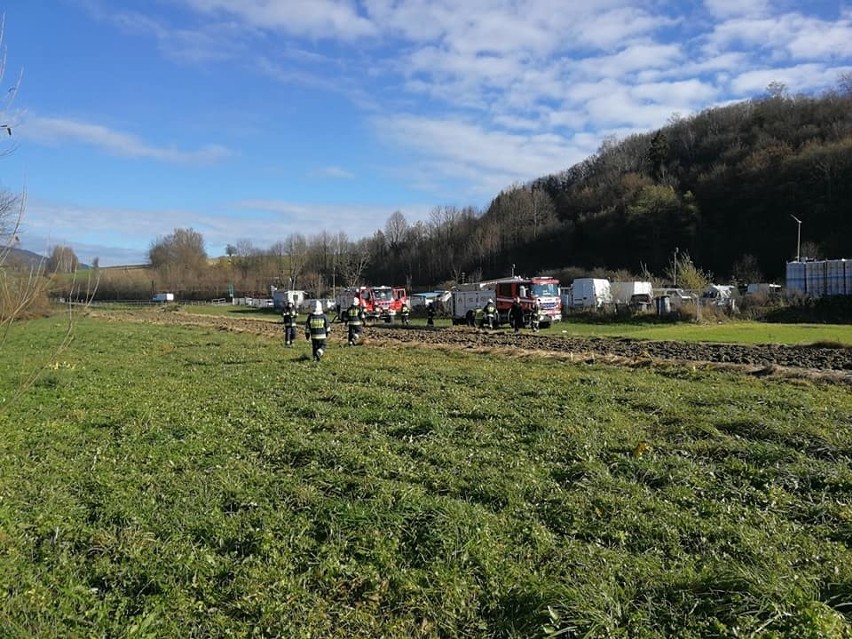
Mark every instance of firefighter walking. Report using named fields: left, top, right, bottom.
left=399, top=301, right=411, bottom=326
left=281, top=300, right=299, bottom=346
left=482, top=299, right=497, bottom=330
left=509, top=297, right=524, bottom=333
left=529, top=298, right=542, bottom=333
left=344, top=297, right=366, bottom=345
left=305, top=301, right=330, bottom=361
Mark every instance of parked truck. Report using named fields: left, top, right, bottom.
left=563, top=278, right=612, bottom=310
left=611, top=281, right=654, bottom=311
left=335, top=286, right=408, bottom=322
left=451, top=276, right=562, bottom=327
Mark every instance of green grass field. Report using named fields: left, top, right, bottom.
left=2, top=315, right=851, bottom=638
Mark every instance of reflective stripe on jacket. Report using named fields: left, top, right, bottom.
left=346, top=306, right=364, bottom=326
left=306, top=314, right=329, bottom=339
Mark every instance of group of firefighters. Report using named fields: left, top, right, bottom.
left=280, top=295, right=541, bottom=361
left=474, top=297, right=541, bottom=332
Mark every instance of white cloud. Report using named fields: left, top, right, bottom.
left=730, top=63, right=851, bottom=95
left=183, top=0, right=377, bottom=39
left=22, top=116, right=232, bottom=164
left=703, top=0, right=770, bottom=19
left=706, top=12, right=852, bottom=61
left=376, top=114, right=584, bottom=192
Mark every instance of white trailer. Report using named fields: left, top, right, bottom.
left=611, top=281, right=653, bottom=310
left=151, top=292, right=175, bottom=303
left=272, top=289, right=306, bottom=311
left=611, top=281, right=653, bottom=304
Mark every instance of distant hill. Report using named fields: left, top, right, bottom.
left=2, top=246, right=46, bottom=269
left=2, top=246, right=92, bottom=270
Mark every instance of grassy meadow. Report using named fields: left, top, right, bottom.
left=1, top=314, right=851, bottom=638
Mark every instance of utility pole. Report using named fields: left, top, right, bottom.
left=673, top=247, right=679, bottom=286
left=790, top=214, right=802, bottom=261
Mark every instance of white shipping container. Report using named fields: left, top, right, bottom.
left=826, top=259, right=847, bottom=296
left=786, top=261, right=806, bottom=294
left=805, top=260, right=827, bottom=297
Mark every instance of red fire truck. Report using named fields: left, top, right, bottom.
left=451, top=276, right=562, bottom=327
left=335, top=286, right=408, bottom=322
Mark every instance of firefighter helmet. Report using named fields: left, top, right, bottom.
left=313, top=301, right=323, bottom=314
left=353, top=297, right=360, bottom=306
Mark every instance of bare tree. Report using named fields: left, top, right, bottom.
left=339, top=239, right=371, bottom=287
left=148, top=227, right=208, bottom=271
left=384, top=210, right=409, bottom=251
left=47, top=245, right=79, bottom=273
left=283, top=233, right=307, bottom=290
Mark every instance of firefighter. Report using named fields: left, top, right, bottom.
left=474, top=306, right=484, bottom=329
left=509, top=296, right=524, bottom=333
left=344, top=297, right=365, bottom=345
left=483, top=298, right=497, bottom=330
left=426, top=301, right=435, bottom=327
left=305, top=300, right=330, bottom=361
left=281, top=300, right=299, bottom=346
left=399, top=301, right=411, bottom=326
left=530, top=297, right=542, bottom=333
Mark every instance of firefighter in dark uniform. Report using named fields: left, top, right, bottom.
left=399, top=301, right=411, bottom=326
left=483, top=298, right=497, bottom=330
left=344, top=297, right=366, bottom=345
left=426, top=301, right=435, bottom=327
left=281, top=300, right=299, bottom=346
left=509, top=297, right=524, bottom=333
left=305, top=301, right=330, bottom=361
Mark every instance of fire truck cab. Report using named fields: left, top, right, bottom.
left=335, top=286, right=408, bottom=323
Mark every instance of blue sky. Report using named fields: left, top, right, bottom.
left=3, top=0, right=851, bottom=266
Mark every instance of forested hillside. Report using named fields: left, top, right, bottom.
left=364, top=84, right=852, bottom=286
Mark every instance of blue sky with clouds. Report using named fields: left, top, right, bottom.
left=3, top=0, right=851, bottom=266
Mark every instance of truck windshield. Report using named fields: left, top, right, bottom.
left=531, top=283, right=558, bottom=297
left=374, top=289, right=392, bottom=301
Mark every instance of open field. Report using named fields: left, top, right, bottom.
left=2, top=314, right=852, bottom=638
left=554, top=318, right=852, bottom=346
left=172, top=303, right=852, bottom=347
